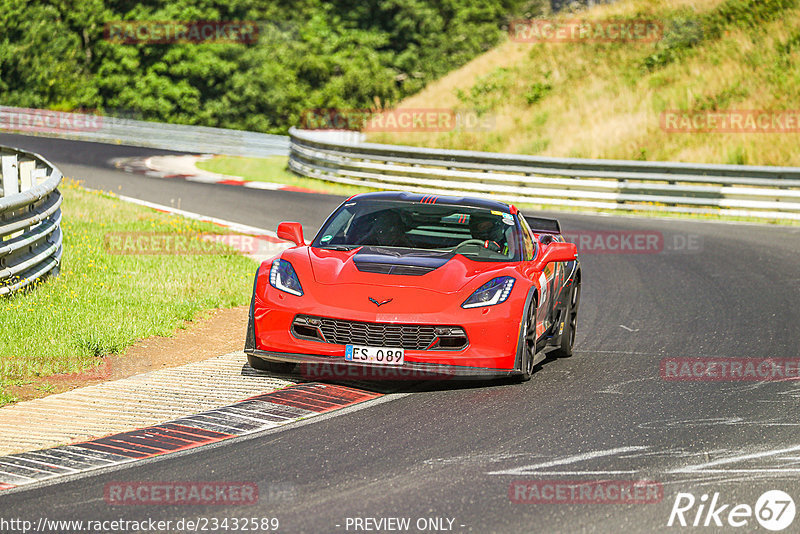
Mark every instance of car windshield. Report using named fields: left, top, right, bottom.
left=312, top=199, right=522, bottom=262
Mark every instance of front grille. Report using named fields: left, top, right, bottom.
left=321, top=318, right=435, bottom=349
left=291, top=315, right=468, bottom=351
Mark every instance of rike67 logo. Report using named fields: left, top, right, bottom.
left=668, top=490, right=795, bottom=531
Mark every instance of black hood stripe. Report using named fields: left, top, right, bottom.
left=353, top=247, right=453, bottom=275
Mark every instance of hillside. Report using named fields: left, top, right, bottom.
left=366, top=0, right=800, bottom=166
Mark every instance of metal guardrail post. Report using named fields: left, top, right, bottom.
left=0, top=147, right=63, bottom=295
left=288, top=127, right=800, bottom=220
left=0, top=106, right=290, bottom=157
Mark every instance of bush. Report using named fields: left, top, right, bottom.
left=0, top=0, right=542, bottom=133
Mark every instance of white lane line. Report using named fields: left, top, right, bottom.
left=598, top=377, right=654, bottom=395
left=15, top=451, right=94, bottom=470
left=244, top=181, right=283, bottom=190
left=102, top=192, right=282, bottom=238
left=487, top=446, right=648, bottom=475
left=670, top=444, right=800, bottom=474
left=0, top=470, right=37, bottom=483
left=4, top=455, right=79, bottom=473
left=58, top=447, right=126, bottom=463
left=1, top=391, right=404, bottom=496
left=224, top=407, right=298, bottom=422
left=509, top=470, right=639, bottom=475
left=676, top=468, right=800, bottom=473
left=203, top=409, right=284, bottom=426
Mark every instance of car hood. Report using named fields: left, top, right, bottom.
left=306, top=246, right=502, bottom=294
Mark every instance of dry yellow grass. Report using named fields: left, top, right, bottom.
left=397, top=41, right=533, bottom=110
left=368, top=0, right=800, bottom=166
left=596, top=0, right=728, bottom=17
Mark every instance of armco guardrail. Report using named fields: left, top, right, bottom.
left=0, top=106, right=289, bottom=157
left=0, top=147, right=63, bottom=295
left=289, top=127, right=800, bottom=220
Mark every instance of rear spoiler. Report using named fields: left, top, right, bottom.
left=524, top=215, right=561, bottom=234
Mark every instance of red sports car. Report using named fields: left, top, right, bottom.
left=245, top=192, right=580, bottom=381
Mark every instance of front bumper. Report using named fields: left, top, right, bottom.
left=246, top=349, right=519, bottom=380
left=252, top=303, right=523, bottom=370
left=250, top=261, right=528, bottom=373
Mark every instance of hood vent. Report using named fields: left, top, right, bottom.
left=352, top=247, right=453, bottom=276
left=356, top=263, right=436, bottom=276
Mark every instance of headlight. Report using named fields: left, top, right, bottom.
left=461, top=276, right=515, bottom=308
left=270, top=259, right=303, bottom=296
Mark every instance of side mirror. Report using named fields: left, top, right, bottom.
left=277, top=222, right=304, bottom=247
left=534, top=242, right=577, bottom=269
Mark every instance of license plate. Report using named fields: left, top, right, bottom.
left=345, top=345, right=404, bottom=366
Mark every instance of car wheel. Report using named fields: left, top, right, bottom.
left=517, top=300, right=537, bottom=382
left=552, top=279, right=580, bottom=358
left=247, top=353, right=295, bottom=374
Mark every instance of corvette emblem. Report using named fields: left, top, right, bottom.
left=369, top=297, right=393, bottom=307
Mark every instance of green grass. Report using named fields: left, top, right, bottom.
left=367, top=0, right=800, bottom=167
left=0, top=179, right=259, bottom=406
left=196, top=155, right=374, bottom=197
left=0, top=389, right=16, bottom=405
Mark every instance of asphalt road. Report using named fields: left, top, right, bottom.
left=3, top=133, right=800, bottom=533
left=0, top=133, right=344, bottom=236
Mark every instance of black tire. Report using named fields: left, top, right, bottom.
left=516, top=300, right=538, bottom=382
left=551, top=279, right=580, bottom=358
left=247, top=353, right=295, bottom=374
left=244, top=270, right=259, bottom=354
left=244, top=268, right=294, bottom=374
